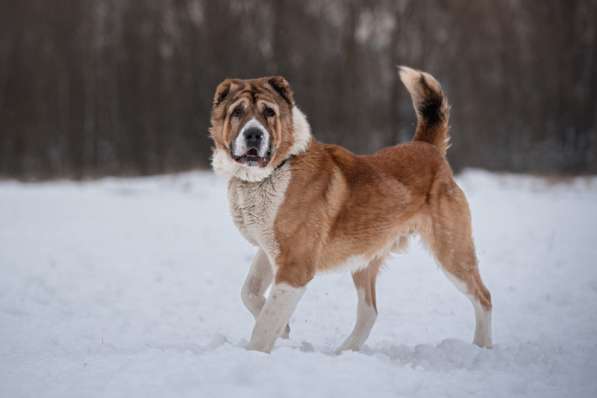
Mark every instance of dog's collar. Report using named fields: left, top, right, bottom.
left=275, top=155, right=294, bottom=171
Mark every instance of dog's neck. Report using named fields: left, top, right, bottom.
left=230, top=156, right=292, bottom=188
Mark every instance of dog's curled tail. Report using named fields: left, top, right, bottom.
left=399, top=66, right=450, bottom=156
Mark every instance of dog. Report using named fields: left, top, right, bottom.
left=209, top=67, right=492, bottom=353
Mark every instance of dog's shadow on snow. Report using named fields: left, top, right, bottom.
left=357, top=339, right=493, bottom=370
left=330, top=339, right=547, bottom=371
left=198, top=335, right=546, bottom=372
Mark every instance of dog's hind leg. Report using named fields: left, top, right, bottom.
left=336, top=257, right=383, bottom=353
left=441, top=268, right=492, bottom=348
left=241, top=249, right=292, bottom=339
left=425, top=180, right=493, bottom=348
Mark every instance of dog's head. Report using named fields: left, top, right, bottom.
left=209, top=76, right=311, bottom=182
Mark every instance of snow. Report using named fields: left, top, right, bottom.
left=1, top=169, right=597, bottom=398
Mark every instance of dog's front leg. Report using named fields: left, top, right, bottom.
left=241, top=249, right=273, bottom=318
left=246, top=282, right=305, bottom=353
left=241, top=249, right=292, bottom=338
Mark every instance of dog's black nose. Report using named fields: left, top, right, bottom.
left=244, top=128, right=263, bottom=149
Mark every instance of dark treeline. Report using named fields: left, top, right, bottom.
left=1, top=0, right=596, bottom=179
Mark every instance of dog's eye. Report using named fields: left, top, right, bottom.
left=263, top=107, right=275, bottom=118
left=231, top=107, right=244, bottom=118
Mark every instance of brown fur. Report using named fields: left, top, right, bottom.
left=210, top=67, right=492, bottom=352
left=272, top=139, right=491, bottom=313
left=210, top=77, right=298, bottom=168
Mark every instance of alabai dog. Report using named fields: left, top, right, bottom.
left=209, top=67, right=492, bottom=353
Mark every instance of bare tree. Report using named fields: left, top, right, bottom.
left=0, top=0, right=595, bottom=179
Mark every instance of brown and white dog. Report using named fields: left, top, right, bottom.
left=209, top=67, right=492, bottom=353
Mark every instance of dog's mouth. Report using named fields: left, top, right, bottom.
left=232, top=147, right=271, bottom=167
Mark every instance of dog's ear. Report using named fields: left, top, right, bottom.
left=213, top=79, right=234, bottom=107
left=268, top=76, right=294, bottom=106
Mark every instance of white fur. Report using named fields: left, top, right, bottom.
left=325, top=233, right=411, bottom=274
left=336, top=288, right=377, bottom=353
left=247, top=283, right=306, bottom=352
left=325, top=255, right=370, bottom=274
left=241, top=250, right=291, bottom=340
left=226, top=148, right=296, bottom=351
left=227, top=161, right=292, bottom=264
left=234, top=117, right=270, bottom=158
left=472, top=298, right=492, bottom=348
left=290, top=106, right=312, bottom=156
left=212, top=148, right=274, bottom=182
left=241, top=249, right=273, bottom=319
left=443, top=271, right=492, bottom=348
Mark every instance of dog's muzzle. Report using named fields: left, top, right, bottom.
left=243, top=127, right=264, bottom=151
left=232, top=118, right=271, bottom=167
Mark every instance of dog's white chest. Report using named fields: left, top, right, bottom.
left=227, top=164, right=291, bottom=260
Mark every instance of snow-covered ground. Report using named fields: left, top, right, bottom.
left=1, top=169, right=597, bottom=398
